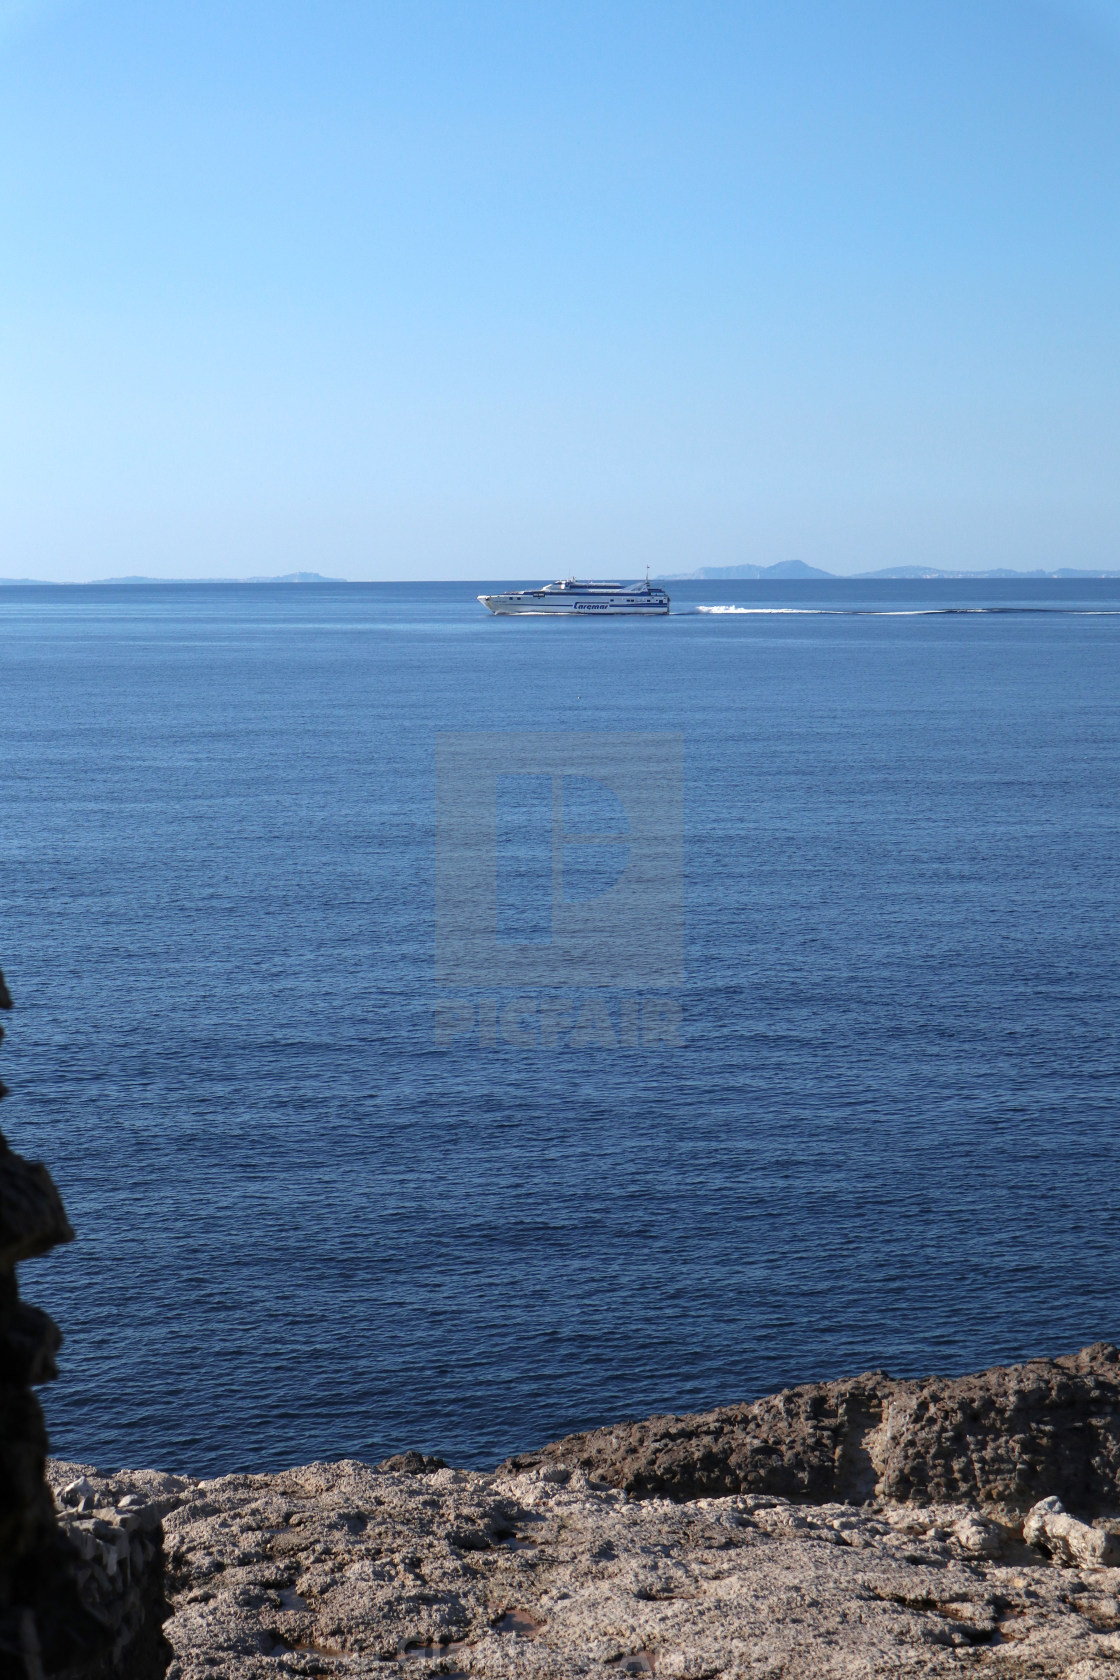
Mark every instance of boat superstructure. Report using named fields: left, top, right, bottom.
left=478, top=576, right=670, bottom=616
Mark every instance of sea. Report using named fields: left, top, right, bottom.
left=1, top=576, right=1118, bottom=1476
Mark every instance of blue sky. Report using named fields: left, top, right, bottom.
left=2, top=0, right=1119, bottom=579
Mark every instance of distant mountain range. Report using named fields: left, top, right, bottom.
left=3, top=563, right=1119, bottom=586
left=656, top=560, right=1120, bottom=580
left=855, top=566, right=1120, bottom=579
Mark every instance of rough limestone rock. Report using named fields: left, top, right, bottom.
left=503, top=1345, right=1120, bottom=1517
left=0, top=968, right=170, bottom=1678
left=53, top=1475, right=170, bottom=1677
left=1024, top=1497, right=1120, bottom=1571
left=46, top=1458, right=1120, bottom=1679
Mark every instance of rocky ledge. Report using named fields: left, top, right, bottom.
left=502, top=1343, right=1120, bottom=1516
left=46, top=1452, right=1120, bottom=1680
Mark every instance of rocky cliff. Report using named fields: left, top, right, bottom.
left=47, top=1452, right=1120, bottom=1679
left=0, top=969, right=168, bottom=1679
left=503, top=1344, right=1120, bottom=1516
left=41, top=1343, right=1120, bottom=1678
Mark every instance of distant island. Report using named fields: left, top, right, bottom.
left=656, top=560, right=1120, bottom=580
left=3, top=564, right=1120, bottom=586
left=89, top=571, right=346, bottom=585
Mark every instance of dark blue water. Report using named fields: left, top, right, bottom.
left=1, top=578, right=1118, bottom=1475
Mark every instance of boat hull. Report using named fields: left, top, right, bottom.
left=478, top=595, right=669, bottom=616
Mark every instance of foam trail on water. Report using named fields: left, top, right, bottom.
left=691, top=605, right=1120, bottom=617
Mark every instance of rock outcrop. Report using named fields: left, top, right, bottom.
left=1023, top=1495, right=1120, bottom=1570
left=46, top=1457, right=1120, bottom=1679
left=0, top=968, right=170, bottom=1678
left=43, top=1344, right=1120, bottom=1677
left=503, top=1344, right=1120, bottom=1516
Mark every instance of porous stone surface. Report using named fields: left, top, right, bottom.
left=45, top=1458, right=1120, bottom=1679
left=0, top=967, right=170, bottom=1678
left=503, top=1346, right=1120, bottom=1517
left=1024, top=1498, right=1120, bottom=1571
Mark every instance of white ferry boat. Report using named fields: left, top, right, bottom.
left=478, top=575, right=670, bottom=615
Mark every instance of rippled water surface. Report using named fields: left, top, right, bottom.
left=2, top=577, right=1118, bottom=1473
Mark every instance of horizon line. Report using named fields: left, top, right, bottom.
left=4, top=568, right=1120, bottom=587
